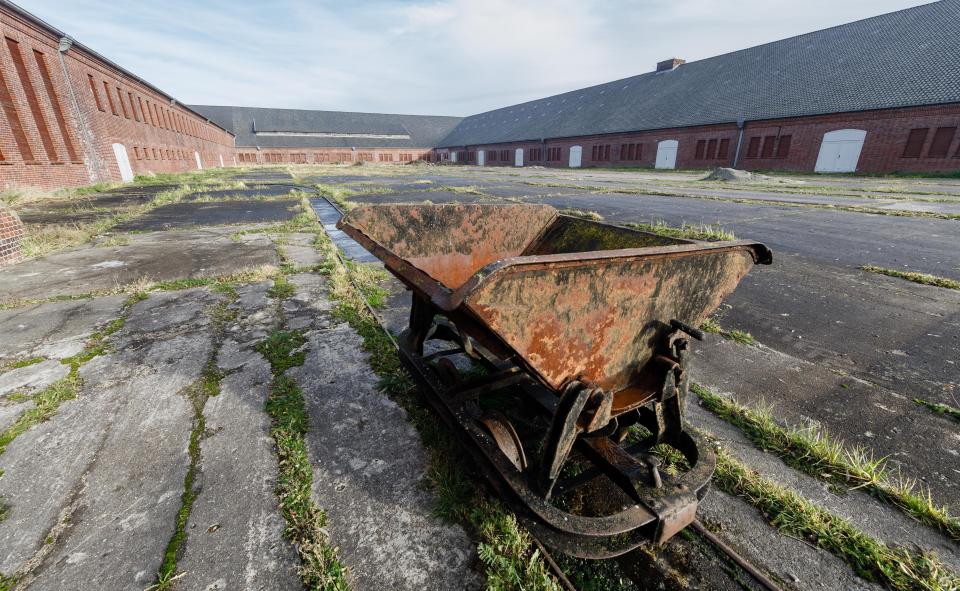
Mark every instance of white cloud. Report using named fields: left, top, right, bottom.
left=15, top=0, right=935, bottom=116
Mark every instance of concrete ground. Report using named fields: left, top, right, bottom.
left=0, top=164, right=957, bottom=590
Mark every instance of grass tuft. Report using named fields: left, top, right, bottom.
left=267, top=275, right=296, bottom=299
left=259, top=331, right=350, bottom=589
left=694, top=384, right=960, bottom=542
left=256, top=330, right=307, bottom=376
left=559, top=209, right=604, bottom=221
left=629, top=220, right=735, bottom=242
left=0, top=374, right=80, bottom=455
left=699, top=317, right=757, bottom=346
left=914, top=398, right=960, bottom=423
left=1, top=357, right=45, bottom=372
left=713, top=447, right=959, bottom=591
left=860, top=265, right=960, bottom=290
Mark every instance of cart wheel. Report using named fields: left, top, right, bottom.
left=434, top=357, right=462, bottom=387
left=538, top=381, right=592, bottom=498
left=480, top=410, right=527, bottom=472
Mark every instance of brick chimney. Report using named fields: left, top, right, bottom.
left=656, top=58, right=686, bottom=72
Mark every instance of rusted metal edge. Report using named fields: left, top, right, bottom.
left=340, top=211, right=771, bottom=314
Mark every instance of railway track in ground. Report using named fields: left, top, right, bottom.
left=312, top=192, right=786, bottom=591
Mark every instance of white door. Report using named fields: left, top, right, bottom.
left=219, top=154, right=225, bottom=167
left=655, top=140, right=678, bottom=169
left=194, top=151, right=203, bottom=170
left=515, top=148, right=523, bottom=167
left=815, top=129, right=866, bottom=173
left=569, top=145, right=582, bottom=168
left=112, top=143, right=134, bottom=182
left=477, top=150, right=485, bottom=166
left=450, top=151, right=457, bottom=163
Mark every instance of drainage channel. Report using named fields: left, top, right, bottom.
left=309, top=197, right=378, bottom=263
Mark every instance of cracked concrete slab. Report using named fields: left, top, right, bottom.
left=114, top=199, right=300, bottom=232
left=0, top=296, right=126, bottom=361
left=177, top=349, right=300, bottom=590
left=0, top=360, right=69, bottom=397
left=0, top=228, right=278, bottom=303
left=289, top=316, right=482, bottom=590
left=0, top=289, right=214, bottom=588
left=691, top=334, right=960, bottom=513
left=689, top=401, right=960, bottom=573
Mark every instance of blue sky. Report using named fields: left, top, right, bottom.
left=19, top=0, right=933, bottom=116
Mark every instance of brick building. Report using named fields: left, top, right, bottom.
left=0, top=0, right=235, bottom=190
left=433, top=1, right=960, bottom=174
left=3, top=0, right=960, bottom=190
left=191, top=105, right=461, bottom=167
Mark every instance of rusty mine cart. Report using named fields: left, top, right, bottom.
left=338, top=203, right=771, bottom=558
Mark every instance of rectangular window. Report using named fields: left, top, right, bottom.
left=116, top=87, right=129, bottom=118
left=33, top=49, right=79, bottom=162
left=152, top=148, right=158, bottom=159
left=0, top=52, right=34, bottom=161
left=6, top=37, right=57, bottom=161
left=133, top=146, right=140, bottom=159
left=627, top=144, right=636, bottom=160
left=528, top=148, right=541, bottom=161
left=500, top=149, right=509, bottom=162
left=143, top=146, right=150, bottom=160
left=128, top=92, right=140, bottom=121
left=903, top=128, right=928, bottom=158
left=928, top=127, right=956, bottom=158
left=593, top=144, right=610, bottom=161
left=488, top=150, right=496, bottom=162
left=706, top=139, right=718, bottom=160
left=695, top=140, right=706, bottom=160
left=717, top=138, right=730, bottom=160
left=746, top=136, right=761, bottom=158
left=775, top=135, right=792, bottom=159
left=761, top=135, right=776, bottom=158
left=102, top=80, right=117, bottom=115
left=88, top=74, right=105, bottom=111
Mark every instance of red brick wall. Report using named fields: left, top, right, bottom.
left=440, top=103, right=960, bottom=174
left=0, top=204, right=24, bottom=267
left=236, top=147, right=433, bottom=165
left=0, top=5, right=236, bottom=191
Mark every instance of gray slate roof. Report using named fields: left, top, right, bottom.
left=438, top=0, right=960, bottom=147
left=189, top=105, right=462, bottom=149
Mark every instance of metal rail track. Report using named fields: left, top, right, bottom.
left=314, top=191, right=782, bottom=591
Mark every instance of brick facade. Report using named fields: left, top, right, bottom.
left=0, top=203, right=23, bottom=267
left=4, top=1, right=960, bottom=191
left=438, top=103, right=960, bottom=174
left=236, top=147, right=433, bottom=166
left=0, top=3, right=235, bottom=191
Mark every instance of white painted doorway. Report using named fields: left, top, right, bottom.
left=111, top=143, right=134, bottom=182
left=450, top=152, right=457, bottom=163
left=194, top=151, right=203, bottom=170
left=815, top=129, right=866, bottom=173
left=477, top=150, right=485, bottom=166
left=569, top=145, right=582, bottom=168
left=655, top=140, right=678, bottom=169
left=514, top=148, right=523, bottom=167
left=219, top=154, right=225, bottom=167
